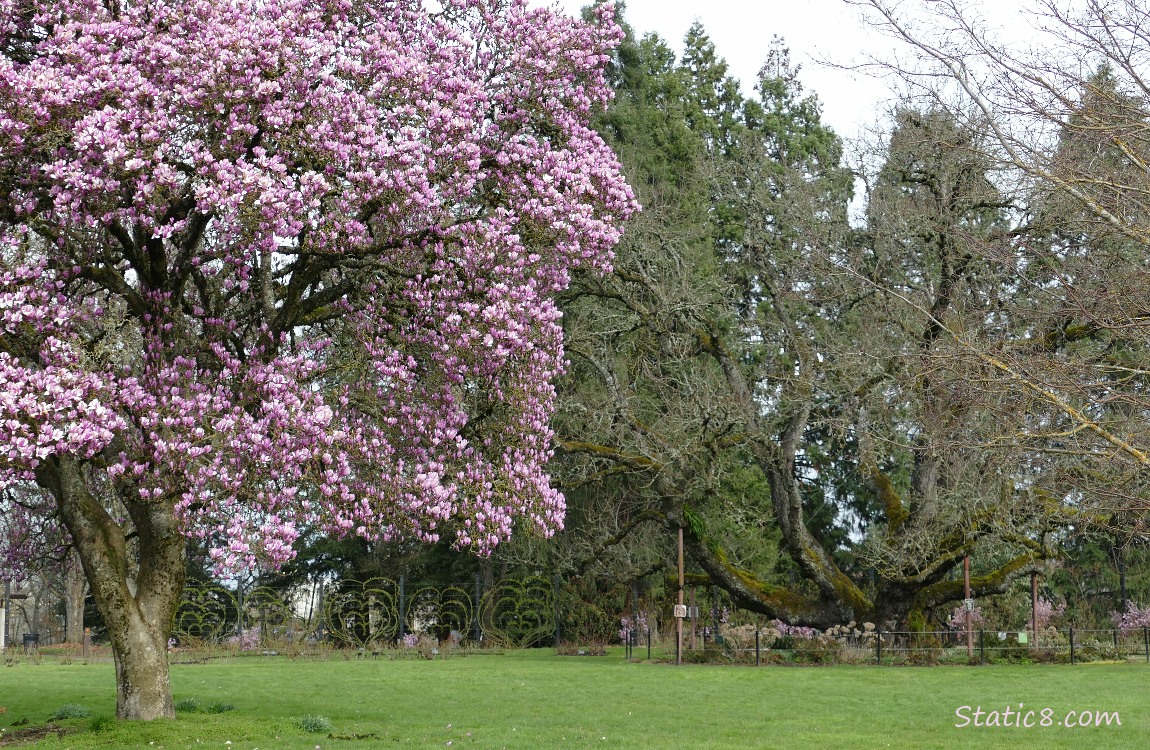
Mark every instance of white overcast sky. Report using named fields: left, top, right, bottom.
left=533, top=0, right=1041, bottom=141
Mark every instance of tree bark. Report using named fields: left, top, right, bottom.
left=39, top=457, right=185, bottom=720
left=63, top=551, right=87, bottom=643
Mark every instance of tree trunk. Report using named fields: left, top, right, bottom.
left=39, top=456, right=186, bottom=720
left=63, top=550, right=87, bottom=643
left=110, top=602, right=178, bottom=719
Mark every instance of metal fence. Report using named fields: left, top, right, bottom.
left=172, top=575, right=562, bottom=651
left=170, top=576, right=1150, bottom=666
left=870, top=627, right=1150, bottom=665
left=681, top=627, right=1150, bottom=666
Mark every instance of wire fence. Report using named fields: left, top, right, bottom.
left=13, top=573, right=1146, bottom=669
left=619, top=626, right=1150, bottom=666
left=868, top=627, right=1150, bottom=665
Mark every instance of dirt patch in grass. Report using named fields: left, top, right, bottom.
left=0, top=722, right=76, bottom=746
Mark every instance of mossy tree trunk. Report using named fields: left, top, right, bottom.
left=38, top=456, right=185, bottom=720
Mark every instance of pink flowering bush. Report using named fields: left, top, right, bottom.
left=946, top=603, right=985, bottom=631
left=227, top=627, right=261, bottom=652
left=618, top=611, right=647, bottom=643
left=1034, top=597, right=1066, bottom=630
left=767, top=619, right=820, bottom=640
left=1112, top=601, right=1150, bottom=635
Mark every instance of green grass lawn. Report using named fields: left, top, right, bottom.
left=0, top=650, right=1146, bottom=749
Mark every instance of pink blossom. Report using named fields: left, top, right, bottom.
left=0, top=0, right=635, bottom=574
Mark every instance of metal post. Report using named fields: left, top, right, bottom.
left=1143, top=626, right=1148, bottom=663
left=473, top=574, right=482, bottom=644
left=1070, top=627, right=1075, bottom=665
left=877, top=631, right=882, bottom=665
left=646, top=628, right=651, bottom=661
left=83, top=627, right=90, bottom=660
left=2, top=580, right=8, bottom=651
left=398, top=576, right=406, bottom=641
left=755, top=629, right=761, bottom=666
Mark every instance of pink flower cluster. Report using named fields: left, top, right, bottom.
left=1112, top=601, right=1150, bottom=635
left=1033, top=597, right=1065, bottom=630
left=768, top=619, right=821, bottom=639
left=0, top=0, right=635, bottom=573
left=619, top=611, right=647, bottom=643
left=947, top=603, right=986, bottom=631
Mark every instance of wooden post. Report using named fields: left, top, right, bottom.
left=964, top=555, right=973, bottom=659
left=676, top=526, right=684, bottom=666
left=1030, top=572, right=1038, bottom=649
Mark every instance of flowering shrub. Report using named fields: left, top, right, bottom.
left=767, top=619, right=819, bottom=640
left=947, top=604, right=985, bottom=631
left=619, top=612, right=648, bottom=644
left=401, top=633, right=421, bottom=649
left=227, top=627, right=261, bottom=652
left=1111, top=601, right=1150, bottom=635
left=1034, top=597, right=1066, bottom=629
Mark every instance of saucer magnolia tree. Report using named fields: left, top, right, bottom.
left=0, top=0, right=633, bottom=719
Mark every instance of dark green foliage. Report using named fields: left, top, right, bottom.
left=296, top=714, right=332, bottom=733
left=49, top=704, right=91, bottom=720
left=173, top=697, right=235, bottom=714
left=1049, top=536, right=1150, bottom=628
left=86, top=715, right=113, bottom=732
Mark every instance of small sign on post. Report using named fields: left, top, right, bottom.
left=673, top=604, right=687, bottom=619
left=964, top=598, right=975, bottom=612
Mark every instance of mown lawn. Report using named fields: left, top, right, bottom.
left=0, top=650, right=1145, bottom=749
